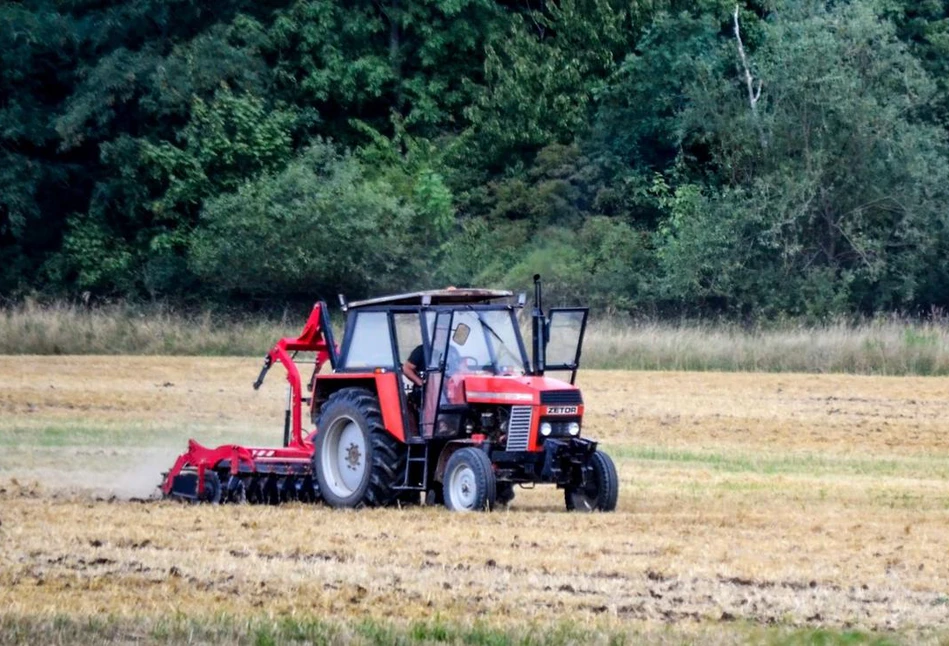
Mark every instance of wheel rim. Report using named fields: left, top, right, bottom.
left=448, top=464, right=478, bottom=510
left=320, top=416, right=367, bottom=498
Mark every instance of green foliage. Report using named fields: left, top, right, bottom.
left=141, top=89, right=294, bottom=216
left=4, top=0, right=949, bottom=321
left=488, top=218, right=653, bottom=312
left=464, top=1, right=634, bottom=166
left=890, top=0, right=949, bottom=126
left=596, top=11, right=725, bottom=170
left=353, top=119, right=456, bottom=248
left=190, top=142, right=425, bottom=297
left=56, top=10, right=271, bottom=150
left=268, top=0, right=506, bottom=139
left=649, top=1, right=949, bottom=317
left=35, top=2, right=282, bottom=298
left=60, top=215, right=137, bottom=294
left=0, top=3, right=84, bottom=294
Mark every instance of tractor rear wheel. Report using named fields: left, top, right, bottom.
left=443, top=447, right=496, bottom=512
left=564, top=450, right=618, bottom=512
left=313, top=388, right=405, bottom=508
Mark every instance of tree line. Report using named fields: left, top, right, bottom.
left=2, top=0, right=949, bottom=319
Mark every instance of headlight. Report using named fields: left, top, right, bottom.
left=567, top=422, right=580, bottom=436
left=540, top=422, right=552, bottom=437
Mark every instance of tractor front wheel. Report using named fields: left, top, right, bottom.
left=564, top=450, right=618, bottom=512
left=314, top=388, right=405, bottom=508
left=443, top=448, right=496, bottom=512
left=496, top=482, right=516, bottom=507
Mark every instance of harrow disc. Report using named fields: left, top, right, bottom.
left=225, top=475, right=246, bottom=503
left=164, top=470, right=221, bottom=504
left=164, top=468, right=321, bottom=506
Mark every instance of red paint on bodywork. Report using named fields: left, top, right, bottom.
left=459, top=374, right=584, bottom=452
left=461, top=374, right=579, bottom=402
left=313, top=371, right=406, bottom=442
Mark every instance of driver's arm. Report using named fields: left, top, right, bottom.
left=403, top=359, right=423, bottom=387
left=402, top=345, right=425, bottom=387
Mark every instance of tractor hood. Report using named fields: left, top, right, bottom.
left=460, top=374, right=581, bottom=405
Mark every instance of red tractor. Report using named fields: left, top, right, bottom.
left=162, top=276, right=618, bottom=511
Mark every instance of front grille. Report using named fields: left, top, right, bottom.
left=540, top=389, right=583, bottom=405
left=505, top=406, right=533, bottom=451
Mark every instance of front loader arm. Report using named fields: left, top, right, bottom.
left=252, top=301, right=338, bottom=447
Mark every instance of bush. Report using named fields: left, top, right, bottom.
left=190, top=142, right=423, bottom=299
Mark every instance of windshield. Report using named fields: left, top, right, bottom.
left=448, top=310, right=528, bottom=375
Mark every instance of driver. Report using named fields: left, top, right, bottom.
left=403, top=344, right=425, bottom=388
left=403, top=344, right=426, bottom=414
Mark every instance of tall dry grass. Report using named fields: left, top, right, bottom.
left=4, top=301, right=949, bottom=375
left=0, top=300, right=289, bottom=356
left=583, top=317, right=949, bottom=375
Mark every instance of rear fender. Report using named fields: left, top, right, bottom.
left=313, top=372, right=406, bottom=442
left=434, top=439, right=484, bottom=483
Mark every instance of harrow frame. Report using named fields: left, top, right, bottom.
left=160, top=302, right=336, bottom=502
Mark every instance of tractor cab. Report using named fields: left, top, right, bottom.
left=331, top=289, right=524, bottom=435
left=334, top=286, right=588, bottom=442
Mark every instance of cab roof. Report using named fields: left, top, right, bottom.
left=347, top=288, right=514, bottom=309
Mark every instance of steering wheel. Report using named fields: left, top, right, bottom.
left=459, top=356, right=480, bottom=370
left=446, top=347, right=480, bottom=373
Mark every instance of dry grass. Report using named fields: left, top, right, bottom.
left=582, top=318, right=949, bottom=374
left=2, top=358, right=949, bottom=643
left=0, top=300, right=292, bottom=356
left=6, top=302, right=949, bottom=375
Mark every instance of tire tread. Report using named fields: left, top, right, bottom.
left=564, top=450, right=618, bottom=512
left=314, top=387, right=405, bottom=508
left=443, top=447, right=496, bottom=512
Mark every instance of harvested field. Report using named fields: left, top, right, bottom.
left=1, top=356, right=949, bottom=644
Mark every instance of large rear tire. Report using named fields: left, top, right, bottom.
left=564, top=450, right=618, bottom=512
left=443, top=447, right=496, bottom=512
left=313, top=388, right=405, bottom=508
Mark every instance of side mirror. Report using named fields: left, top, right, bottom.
left=452, top=323, right=471, bottom=346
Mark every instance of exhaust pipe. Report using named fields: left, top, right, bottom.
left=532, top=274, right=545, bottom=376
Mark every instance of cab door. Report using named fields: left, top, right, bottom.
left=545, top=308, right=589, bottom=384
left=420, top=311, right=451, bottom=438
left=393, top=311, right=429, bottom=436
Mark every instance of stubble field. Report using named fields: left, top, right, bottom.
left=1, top=356, right=949, bottom=644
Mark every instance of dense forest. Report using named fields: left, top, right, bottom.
left=2, top=0, right=949, bottom=318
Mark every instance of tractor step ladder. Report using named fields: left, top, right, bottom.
left=394, top=442, right=428, bottom=491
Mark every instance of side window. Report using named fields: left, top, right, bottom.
left=342, top=312, right=395, bottom=368
left=546, top=309, right=588, bottom=368
left=428, top=312, right=451, bottom=371
left=449, top=311, right=490, bottom=368
left=424, top=311, right=435, bottom=348
left=394, top=313, right=423, bottom=365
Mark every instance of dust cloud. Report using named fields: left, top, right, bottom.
left=1, top=448, right=180, bottom=500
